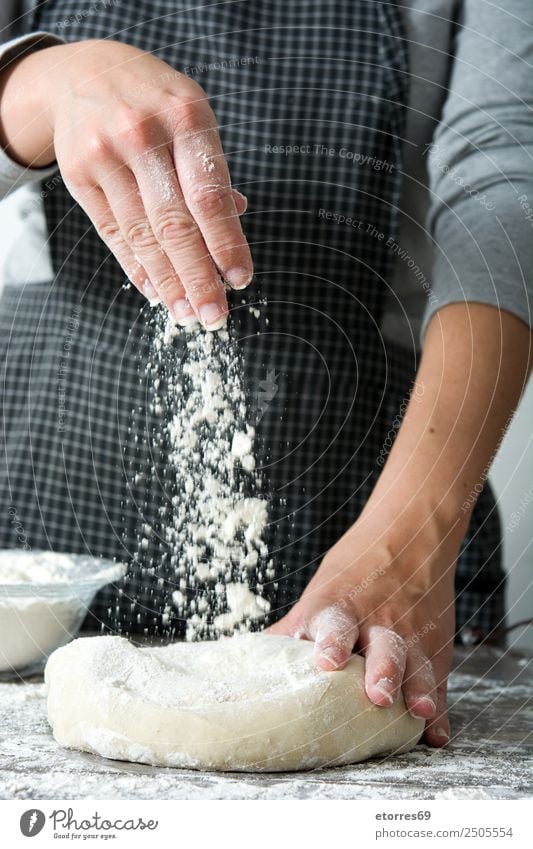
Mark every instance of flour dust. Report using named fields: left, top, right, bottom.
left=130, top=310, right=274, bottom=641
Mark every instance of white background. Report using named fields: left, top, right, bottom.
left=1, top=187, right=531, bottom=650
left=3, top=799, right=532, bottom=848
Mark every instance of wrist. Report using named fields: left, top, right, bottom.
left=369, top=438, right=479, bottom=553
left=360, top=483, right=467, bottom=563
left=0, top=41, right=81, bottom=167
left=313, top=491, right=458, bottom=607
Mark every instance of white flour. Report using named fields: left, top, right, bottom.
left=198, top=151, right=215, bottom=174
left=144, top=313, right=272, bottom=640
left=213, top=583, right=271, bottom=632
left=0, top=596, right=85, bottom=673
left=0, top=550, right=84, bottom=584
left=0, top=553, right=85, bottom=673
left=0, top=552, right=125, bottom=673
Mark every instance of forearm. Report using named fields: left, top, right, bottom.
left=367, top=302, right=532, bottom=546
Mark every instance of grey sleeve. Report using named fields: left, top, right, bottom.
left=0, top=31, right=65, bottom=200
left=421, top=0, right=533, bottom=341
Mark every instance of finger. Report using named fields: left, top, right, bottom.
left=97, top=160, right=197, bottom=327
left=174, top=101, right=253, bottom=290
left=308, top=606, right=359, bottom=671
left=175, top=135, right=253, bottom=290
left=269, top=604, right=358, bottom=670
left=78, top=182, right=157, bottom=304
left=360, top=624, right=408, bottom=706
left=232, top=189, right=248, bottom=216
left=402, top=647, right=437, bottom=720
left=132, top=148, right=228, bottom=329
left=266, top=605, right=304, bottom=637
left=423, top=653, right=450, bottom=747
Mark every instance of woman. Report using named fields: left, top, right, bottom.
left=0, top=0, right=531, bottom=748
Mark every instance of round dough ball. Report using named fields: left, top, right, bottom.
left=45, top=633, right=424, bottom=772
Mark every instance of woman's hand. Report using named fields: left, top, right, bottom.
left=269, top=502, right=457, bottom=748
left=0, top=39, right=252, bottom=328
left=271, top=302, right=532, bottom=749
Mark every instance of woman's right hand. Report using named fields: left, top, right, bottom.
left=0, top=39, right=252, bottom=328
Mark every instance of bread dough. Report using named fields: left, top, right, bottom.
left=45, top=633, right=424, bottom=772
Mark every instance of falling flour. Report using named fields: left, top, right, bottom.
left=144, top=312, right=273, bottom=640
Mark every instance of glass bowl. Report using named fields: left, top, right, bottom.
left=0, top=550, right=127, bottom=679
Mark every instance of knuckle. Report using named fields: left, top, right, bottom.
left=85, top=133, right=112, bottom=164
left=113, top=107, right=152, bottom=152
left=97, top=217, right=122, bottom=247
left=369, top=624, right=407, bottom=656
left=173, top=87, right=211, bottom=134
left=174, top=97, right=203, bottom=134
left=188, top=183, right=227, bottom=218
left=61, top=167, right=90, bottom=196
left=153, top=210, right=199, bottom=248
left=184, top=78, right=207, bottom=100
left=125, top=219, right=157, bottom=251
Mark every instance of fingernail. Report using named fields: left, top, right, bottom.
left=435, top=727, right=449, bottom=742
left=319, top=647, right=343, bottom=669
left=200, top=302, right=227, bottom=331
left=374, top=679, right=394, bottom=705
left=171, top=298, right=197, bottom=326
left=408, top=697, right=436, bottom=718
left=143, top=279, right=160, bottom=306
left=225, top=266, right=253, bottom=289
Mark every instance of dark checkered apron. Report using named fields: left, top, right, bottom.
left=0, top=0, right=505, bottom=642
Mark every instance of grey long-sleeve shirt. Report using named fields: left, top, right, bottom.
left=1, top=0, right=532, bottom=348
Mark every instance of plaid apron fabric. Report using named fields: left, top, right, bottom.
left=0, top=0, right=505, bottom=642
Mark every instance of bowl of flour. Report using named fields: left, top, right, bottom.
left=0, top=550, right=126, bottom=678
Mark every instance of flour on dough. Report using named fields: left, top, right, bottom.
left=45, top=633, right=424, bottom=772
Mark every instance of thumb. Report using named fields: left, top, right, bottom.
left=309, top=606, right=359, bottom=671
left=268, top=600, right=359, bottom=671
left=266, top=604, right=304, bottom=638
